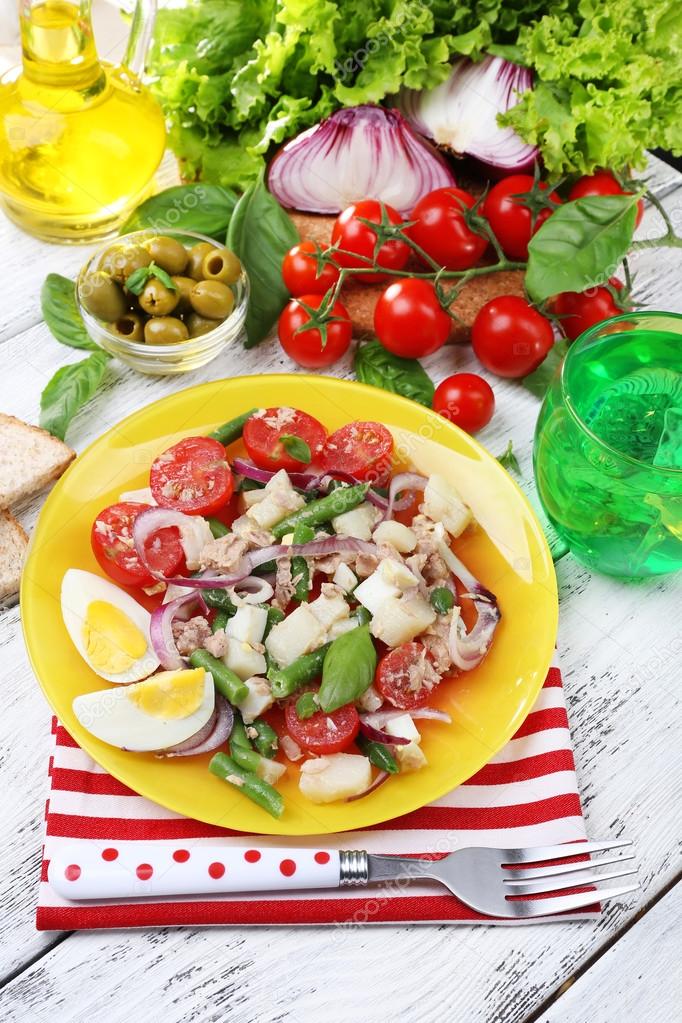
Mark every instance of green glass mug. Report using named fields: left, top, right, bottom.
left=533, top=311, right=682, bottom=578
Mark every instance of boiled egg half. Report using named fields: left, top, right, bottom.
left=61, top=568, right=159, bottom=684
left=73, top=667, right=215, bottom=751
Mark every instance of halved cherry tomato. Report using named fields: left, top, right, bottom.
left=471, top=296, right=554, bottom=378
left=375, top=642, right=432, bottom=710
left=282, top=241, right=340, bottom=296
left=568, top=171, right=644, bottom=228
left=91, top=502, right=185, bottom=588
left=243, top=407, right=327, bottom=473
left=331, top=199, right=410, bottom=282
left=285, top=692, right=360, bottom=754
left=433, top=373, right=495, bottom=434
left=278, top=294, right=352, bottom=369
left=408, top=187, right=488, bottom=270
left=374, top=278, right=451, bottom=358
left=150, top=437, right=233, bottom=516
left=321, top=421, right=394, bottom=486
left=482, top=174, right=561, bottom=260
left=550, top=278, right=626, bottom=341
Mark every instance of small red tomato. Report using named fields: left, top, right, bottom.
left=551, top=279, right=625, bottom=341
left=278, top=294, right=352, bottom=369
left=285, top=691, right=360, bottom=754
left=408, top=187, right=488, bottom=270
left=150, top=437, right=233, bottom=516
left=433, top=373, right=495, bottom=434
left=375, top=643, right=432, bottom=710
left=243, top=407, right=327, bottom=472
left=282, top=241, right=340, bottom=296
left=568, top=171, right=643, bottom=228
left=483, top=174, right=561, bottom=260
left=321, top=421, right=394, bottom=486
left=471, top=296, right=554, bottom=378
left=374, top=278, right=451, bottom=358
left=331, top=199, right=410, bottom=282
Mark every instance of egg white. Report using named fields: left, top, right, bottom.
left=72, top=669, right=215, bottom=752
left=61, top=568, right=159, bottom=684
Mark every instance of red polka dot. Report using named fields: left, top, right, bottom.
left=136, top=863, right=153, bottom=881
left=244, top=849, right=261, bottom=863
left=208, top=861, right=225, bottom=879
left=314, top=851, right=330, bottom=865
left=101, top=848, right=118, bottom=862
left=173, top=849, right=190, bottom=863
left=279, top=858, right=296, bottom=877
left=64, top=864, right=81, bottom=881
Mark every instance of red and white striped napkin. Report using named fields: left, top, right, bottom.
left=37, top=657, right=598, bottom=929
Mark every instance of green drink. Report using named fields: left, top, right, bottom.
left=533, top=312, right=682, bottom=577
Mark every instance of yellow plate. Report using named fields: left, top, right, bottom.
left=22, top=375, right=557, bottom=836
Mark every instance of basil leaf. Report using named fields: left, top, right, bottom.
left=125, top=266, right=150, bottom=295
left=318, top=624, right=377, bottom=713
left=40, top=274, right=97, bottom=351
left=354, top=340, right=435, bottom=407
left=120, top=184, right=237, bottom=241
left=496, top=440, right=522, bottom=476
left=40, top=351, right=111, bottom=441
left=227, top=171, right=298, bottom=347
left=149, top=263, right=176, bottom=290
left=280, top=434, right=311, bottom=464
left=521, top=339, right=569, bottom=400
left=295, top=692, right=318, bottom=719
left=356, top=736, right=399, bottom=774
left=526, top=195, right=637, bottom=303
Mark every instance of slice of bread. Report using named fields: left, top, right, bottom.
left=0, top=510, right=28, bottom=600
left=0, top=414, right=74, bottom=509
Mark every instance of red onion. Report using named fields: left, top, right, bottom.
left=360, top=708, right=452, bottom=729
left=233, top=576, right=274, bottom=604
left=359, top=720, right=410, bottom=746
left=158, top=706, right=216, bottom=754
left=381, top=472, right=427, bottom=521
left=132, top=507, right=212, bottom=574
left=441, top=546, right=501, bottom=671
left=396, top=56, right=537, bottom=173
left=150, top=591, right=208, bottom=670
left=268, top=105, right=456, bottom=215
left=233, top=458, right=314, bottom=489
left=346, top=770, right=390, bottom=802
left=158, top=695, right=234, bottom=758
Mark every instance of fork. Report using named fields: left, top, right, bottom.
left=49, top=838, right=638, bottom=917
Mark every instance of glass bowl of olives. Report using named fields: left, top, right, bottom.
left=76, top=230, right=249, bottom=375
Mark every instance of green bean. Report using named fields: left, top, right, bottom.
left=271, top=483, right=369, bottom=540
left=211, top=609, right=230, bottom=634
left=263, top=606, right=285, bottom=640
left=356, top=735, right=399, bottom=774
left=209, top=753, right=284, bottom=819
left=208, top=408, right=258, bottom=446
left=430, top=586, right=455, bottom=615
left=207, top=517, right=230, bottom=539
left=251, top=718, right=279, bottom=758
left=352, top=605, right=372, bottom=626
left=204, top=589, right=237, bottom=616
left=295, top=691, right=318, bottom=719
left=253, top=559, right=277, bottom=576
left=230, top=744, right=262, bottom=774
left=291, top=522, right=314, bottom=602
left=229, top=713, right=253, bottom=751
left=189, top=649, right=248, bottom=705
left=267, top=642, right=331, bottom=699
left=240, top=477, right=265, bottom=493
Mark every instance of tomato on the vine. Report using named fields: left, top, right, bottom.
left=330, top=199, right=410, bottom=282
left=408, top=187, right=488, bottom=270
left=433, top=373, right=495, bottom=434
left=568, top=171, right=643, bottom=228
left=282, top=241, right=340, bottom=296
left=374, top=278, right=451, bottom=358
left=482, top=174, right=561, bottom=261
left=471, top=296, right=554, bottom=378
left=550, top=279, right=626, bottom=341
left=278, top=294, right=352, bottom=369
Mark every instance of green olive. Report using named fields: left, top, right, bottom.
left=187, top=241, right=217, bottom=280
left=201, top=247, right=242, bottom=285
left=100, top=244, right=151, bottom=284
left=80, top=271, right=127, bottom=321
left=146, top=236, right=189, bottom=276
left=187, top=312, right=220, bottom=338
left=110, top=313, right=144, bottom=342
left=171, top=275, right=196, bottom=310
left=139, top=277, right=180, bottom=316
left=189, top=280, right=235, bottom=319
left=144, top=316, right=189, bottom=345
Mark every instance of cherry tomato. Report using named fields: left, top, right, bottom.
left=321, top=421, right=394, bottom=486
left=568, top=171, right=643, bottom=228
left=375, top=642, right=433, bottom=711
left=244, top=407, right=327, bottom=473
left=285, top=692, right=360, bottom=754
left=331, top=199, right=410, bottom=282
left=278, top=294, right=352, bottom=369
left=91, top=502, right=185, bottom=588
left=408, top=187, right=488, bottom=270
left=150, top=437, right=233, bottom=516
left=482, top=175, right=561, bottom=260
left=374, top=278, right=451, bottom=358
left=433, top=373, right=495, bottom=434
left=550, top=279, right=625, bottom=341
left=281, top=241, right=340, bottom=296
left=471, top=296, right=554, bottom=378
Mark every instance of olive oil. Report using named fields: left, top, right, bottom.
left=0, top=0, right=166, bottom=242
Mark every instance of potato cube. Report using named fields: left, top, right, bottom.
left=370, top=594, right=436, bottom=647
left=372, top=520, right=417, bottom=553
left=331, top=502, right=379, bottom=541
left=246, top=469, right=305, bottom=529
left=309, top=591, right=350, bottom=630
left=384, top=714, right=421, bottom=744
left=226, top=605, right=268, bottom=646
left=223, top=640, right=267, bottom=681
left=236, top=676, right=274, bottom=723
left=422, top=473, right=472, bottom=538
left=299, top=753, right=372, bottom=803
left=332, top=563, right=358, bottom=593
left=265, top=604, right=327, bottom=667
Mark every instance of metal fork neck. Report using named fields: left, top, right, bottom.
left=339, top=851, right=436, bottom=886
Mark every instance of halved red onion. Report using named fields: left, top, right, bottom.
left=268, top=105, right=456, bottom=215
left=381, top=472, right=428, bottom=521
left=395, top=56, right=537, bottom=174
left=359, top=720, right=410, bottom=746
left=150, top=590, right=209, bottom=670
left=360, top=708, right=452, bottom=729
left=346, top=770, right=390, bottom=802
left=132, top=507, right=212, bottom=576
left=158, top=695, right=234, bottom=758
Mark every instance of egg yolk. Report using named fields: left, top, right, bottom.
left=82, top=600, right=147, bottom=674
left=127, top=668, right=205, bottom=719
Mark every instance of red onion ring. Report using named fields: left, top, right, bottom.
left=360, top=708, right=452, bottom=729
left=158, top=695, right=234, bottom=758
left=150, top=591, right=208, bottom=670
left=380, top=472, right=428, bottom=521
left=358, top=720, right=410, bottom=746
left=346, top=770, right=390, bottom=802
left=158, top=705, right=217, bottom=754
left=233, top=458, right=315, bottom=489
left=132, top=507, right=212, bottom=575
left=440, top=546, right=501, bottom=671
left=233, top=576, right=274, bottom=604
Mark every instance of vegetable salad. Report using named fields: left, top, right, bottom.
left=63, top=407, right=501, bottom=817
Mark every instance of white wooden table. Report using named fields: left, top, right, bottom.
left=0, top=151, right=680, bottom=1023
